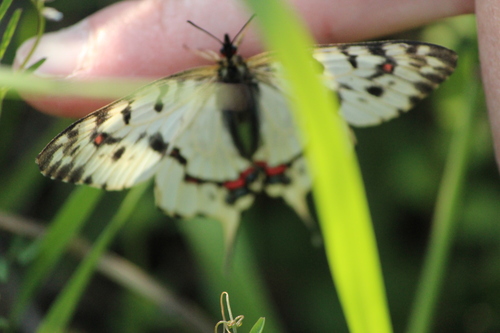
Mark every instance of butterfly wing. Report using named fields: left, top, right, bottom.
left=313, top=40, right=457, bottom=126
left=246, top=41, right=457, bottom=224
left=246, top=57, right=313, bottom=225
left=36, top=66, right=256, bottom=245
left=37, top=67, right=219, bottom=190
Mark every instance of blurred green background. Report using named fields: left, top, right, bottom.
left=1, top=1, right=498, bottom=333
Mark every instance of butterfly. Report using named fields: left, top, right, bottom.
left=36, top=18, right=457, bottom=247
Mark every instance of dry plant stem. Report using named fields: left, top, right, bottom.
left=0, top=211, right=213, bottom=333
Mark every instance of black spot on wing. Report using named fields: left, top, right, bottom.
left=169, top=148, right=187, bottom=165
left=113, top=147, right=126, bottom=161
left=62, top=138, right=78, bottom=155
left=427, top=48, right=458, bottom=68
left=366, top=86, right=384, bottom=97
left=420, top=72, right=446, bottom=84
left=84, top=176, right=93, bottom=185
left=339, top=83, right=353, bottom=90
left=406, top=44, right=418, bottom=54
left=121, top=104, right=132, bottom=125
left=347, top=54, right=358, bottom=68
left=154, top=101, right=163, bottom=112
left=184, top=174, right=206, bottom=184
left=414, top=82, right=434, bottom=95
left=68, top=166, right=84, bottom=183
left=149, top=133, right=168, bottom=154
left=154, top=85, right=169, bottom=112
left=46, top=159, right=62, bottom=177
left=367, top=44, right=386, bottom=56
left=265, top=174, right=291, bottom=185
left=67, top=128, right=79, bottom=138
left=55, top=163, right=73, bottom=180
left=69, top=146, right=80, bottom=156
left=94, top=109, right=110, bottom=126
left=434, top=66, right=455, bottom=77
left=37, top=143, right=63, bottom=171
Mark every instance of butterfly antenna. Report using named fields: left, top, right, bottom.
left=232, top=14, right=256, bottom=46
left=187, top=20, right=224, bottom=45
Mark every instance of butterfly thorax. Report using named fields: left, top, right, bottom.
left=216, top=35, right=260, bottom=159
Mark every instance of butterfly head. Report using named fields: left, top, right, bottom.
left=187, top=15, right=254, bottom=61
left=220, top=34, right=238, bottom=59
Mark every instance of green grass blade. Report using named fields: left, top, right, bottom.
left=245, top=1, right=392, bottom=332
left=0, top=8, right=22, bottom=62
left=406, top=45, right=478, bottom=333
left=36, top=183, right=149, bottom=333
left=0, top=0, right=14, bottom=23
left=10, top=186, right=103, bottom=327
left=0, top=66, right=149, bottom=100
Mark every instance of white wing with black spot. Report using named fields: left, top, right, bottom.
left=36, top=67, right=220, bottom=190
left=312, top=41, right=457, bottom=126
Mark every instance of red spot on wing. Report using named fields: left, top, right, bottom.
left=255, top=161, right=267, bottom=168
left=241, top=167, right=256, bottom=178
left=223, top=166, right=258, bottom=190
left=223, top=163, right=288, bottom=190
left=382, top=63, right=394, bottom=73
left=255, top=161, right=287, bottom=175
left=265, top=164, right=287, bottom=176
left=94, top=133, right=105, bottom=146
left=224, top=178, right=246, bottom=190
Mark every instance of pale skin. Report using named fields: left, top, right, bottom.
left=17, top=0, right=500, bottom=166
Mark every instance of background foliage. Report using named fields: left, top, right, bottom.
left=0, top=1, right=498, bottom=333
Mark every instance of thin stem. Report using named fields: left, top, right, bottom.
left=406, top=51, right=478, bottom=333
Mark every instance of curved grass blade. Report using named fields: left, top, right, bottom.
left=9, top=187, right=103, bottom=328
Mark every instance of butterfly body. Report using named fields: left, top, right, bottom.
left=36, top=29, right=457, bottom=244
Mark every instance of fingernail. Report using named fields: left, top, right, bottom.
left=15, top=20, right=90, bottom=78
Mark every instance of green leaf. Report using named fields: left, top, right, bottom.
left=0, top=8, right=22, bottom=62
left=244, top=1, right=392, bottom=332
left=26, top=57, right=46, bottom=72
left=249, top=317, right=265, bottom=333
left=0, top=0, right=14, bottom=23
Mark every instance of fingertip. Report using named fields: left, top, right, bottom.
left=17, top=0, right=256, bottom=118
left=15, top=20, right=90, bottom=79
